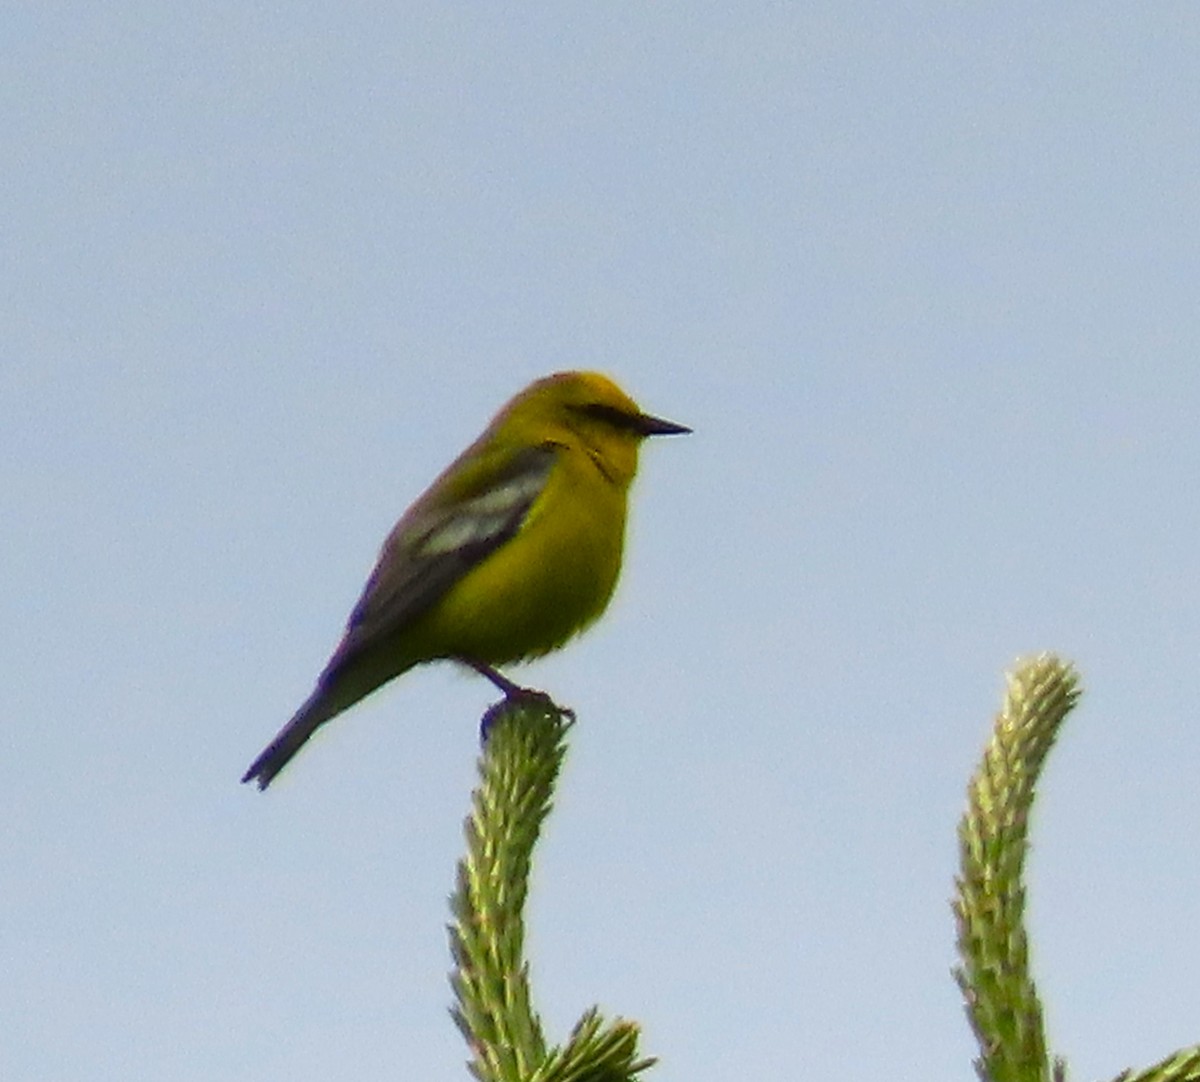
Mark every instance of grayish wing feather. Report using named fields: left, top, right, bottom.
left=241, top=443, right=558, bottom=788
left=328, top=443, right=558, bottom=670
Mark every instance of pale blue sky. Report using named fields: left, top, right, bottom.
left=6, top=5, right=1200, bottom=1080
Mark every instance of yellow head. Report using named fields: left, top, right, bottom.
left=498, top=371, right=690, bottom=489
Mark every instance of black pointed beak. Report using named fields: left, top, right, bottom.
left=636, top=413, right=692, bottom=437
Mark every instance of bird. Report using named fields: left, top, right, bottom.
left=242, top=370, right=689, bottom=789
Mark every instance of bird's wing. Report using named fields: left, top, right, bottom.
left=328, top=443, right=558, bottom=668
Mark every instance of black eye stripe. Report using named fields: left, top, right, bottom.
left=572, top=402, right=643, bottom=431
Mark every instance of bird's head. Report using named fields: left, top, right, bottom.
left=509, top=371, right=690, bottom=488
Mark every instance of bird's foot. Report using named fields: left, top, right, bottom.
left=463, top=660, right=575, bottom=742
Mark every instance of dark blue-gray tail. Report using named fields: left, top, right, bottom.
left=241, top=692, right=338, bottom=789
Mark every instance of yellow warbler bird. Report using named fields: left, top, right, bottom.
left=242, top=371, right=689, bottom=789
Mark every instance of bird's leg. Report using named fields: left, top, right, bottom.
left=462, top=658, right=529, bottom=698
